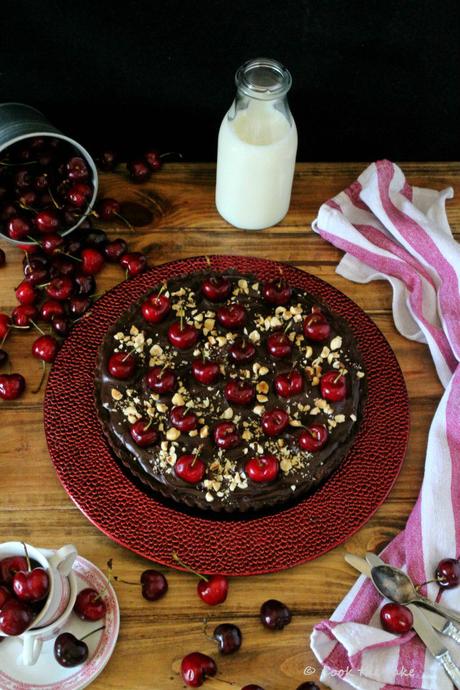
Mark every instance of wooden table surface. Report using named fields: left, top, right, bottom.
left=1, top=162, right=458, bottom=689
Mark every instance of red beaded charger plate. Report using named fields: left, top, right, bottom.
left=44, top=255, right=409, bottom=576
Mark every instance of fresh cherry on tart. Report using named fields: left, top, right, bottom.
left=274, top=368, right=303, bottom=398
left=96, top=270, right=365, bottom=513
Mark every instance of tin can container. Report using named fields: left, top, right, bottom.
left=0, top=102, right=98, bottom=246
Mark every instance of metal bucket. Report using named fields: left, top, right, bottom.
left=0, top=102, right=98, bottom=246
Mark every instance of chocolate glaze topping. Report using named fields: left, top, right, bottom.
left=95, top=270, right=366, bottom=513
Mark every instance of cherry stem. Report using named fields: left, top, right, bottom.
left=22, top=542, right=31, bottom=571
left=333, top=372, right=344, bottom=384
left=79, top=625, right=106, bottom=643
left=48, top=186, right=62, bottom=210
left=159, top=151, right=183, bottom=160
left=122, top=347, right=137, bottom=363
left=32, top=360, right=47, bottom=394
left=172, top=552, right=208, bottom=582
left=30, top=319, right=45, bottom=335
left=283, top=319, right=293, bottom=334
left=26, top=235, right=40, bottom=246
left=114, top=211, right=134, bottom=233
left=415, top=578, right=442, bottom=591
left=0, top=160, right=38, bottom=167
left=202, top=618, right=214, bottom=642
left=191, top=444, right=204, bottom=468
left=19, top=201, right=37, bottom=215
left=61, top=252, right=82, bottom=262
left=205, top=256, right=211, bottom=267
left=112, top=575, right=138, bottom=586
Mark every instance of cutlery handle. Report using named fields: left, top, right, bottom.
left=444, top=620, right=460, bottom=645
left=437, top=650, right=460, bottom=686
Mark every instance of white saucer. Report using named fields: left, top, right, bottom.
left=0, top=555, right=120, bottom=690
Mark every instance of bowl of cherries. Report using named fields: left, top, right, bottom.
left=0, top=103, right=98, bottom=248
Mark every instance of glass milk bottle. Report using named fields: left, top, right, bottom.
left=216, top=57, right=297, bottom=230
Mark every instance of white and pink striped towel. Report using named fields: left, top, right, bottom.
left=310, top=160, right=460, bottom=690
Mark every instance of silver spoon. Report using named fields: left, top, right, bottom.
left=366, top=554, right=460, bottom=624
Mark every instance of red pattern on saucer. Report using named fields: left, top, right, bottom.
left=0, top=556, right=119, bottom=690
left=44, top=256, right=410, bottom=575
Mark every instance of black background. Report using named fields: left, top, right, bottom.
left=2, top=0, right=459, bottom=161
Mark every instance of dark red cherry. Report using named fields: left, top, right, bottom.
left=40, top=299, right=65, bottom=322
left=84, top=229, right=108, bottom=249
left=104, top=238, right=127, bottom=262
left=97, top=197, right=120, bottom=220
left=241, top=686, right=265, bottom=690
left=170, top=406, right=198, bottom=432
left=201, top=275, right=231, bottom=302
left=34, top=173, right=49, bottom=191
left=145, top=366, right=176, bottom=394
left=74, top=273, right=96, bottom=296
left=380, top=603, right=413, bottom=634
left=274, top=368, right=303, bottom=398
left=296, top=684, right=320, bottom=690
left=144, top=149, right=163, bottom=171
left=224, top=380, right=255, bottom=405
left=216, top=303, right=246, bottom=329
left=74, top=587, right=106, bottom=621
left=49, top=255, right=75, bottom=277
left=12, top=304, right=38, bottom=327
left=197, top=575, right=228, bottom=606
left=181, top=652, right=217, bottom=687
left=54, top=632, right=88, bottom=667
left=320, top=371, right=347, bottom=401
left=0, top=556, right=28, bottom=585
left=167, top=321, right=199, bottom=350
left=13, top=568, right=49, bottom=603
left=436, top=558, right=460, bottom=589
left=260, top=599, right=292, bottom=630
left=127, top=159, right=151, bottom=182
left=15, top=280, right=37, bottom=305
left=96, top=149, right=118, bottom=171
left=67, top=182, right=92, bottom=207
left=262, top=278, right=292, bottom=305
left=267, top=331, right=292, bottom=359
left=120, top=252, right=147, bottom=278
left=5, top=217, right=26, bottom=243
left=45, top=276, right=73, bottom=301
left=141, top=570, right=168, bottom=601
left=108, top=352, right=136, bottom=379
left=52, top=316, right=70, bottom=336
left=245, top=455, right=279, bottom=483
left=261, top=408, right=289, bottom=437
left=34, top=209, right=60, bottom=234
left=69, top=295, right=90, bottom=317
left=0, top=374, right=25, bottom=400
left=229, top=338, right=256, bottom=363
left=130, top=419, right=158, bottom=447
left=0, top=598, right=34, bottom=635
left=299, top=424, right=328, bottom=452
left=213, top=421, right=240, bottom=449
left=15, top=169, right=31, bottom=189
left=1, top=204, right=18, bottom=222
left=174, top=454, right=206, bottom=484
left=0, top=585, right=12, bottom=608
left=32, top=334, right=58, bottom=363
left=141, top=293, right=170, bottom=323
left=192, top=358, right=220, bottom=385
left=18, top=189, right=38, bottom=207
left=81, top=248, right=104, bottom=275
left=66, top=156, right=89, bottom=181
left=303, top=311, right=331, bottom=342
left=213, top=623, right=242, bottom=655
left=41, top=233, right=64, bottom=255
left=0, top=313, right=10, bottom=339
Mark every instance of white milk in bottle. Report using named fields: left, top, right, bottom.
left=216, top=58, right=297, bottom=230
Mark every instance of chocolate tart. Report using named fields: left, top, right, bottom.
left=95, top=270, right=366, bottom=513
